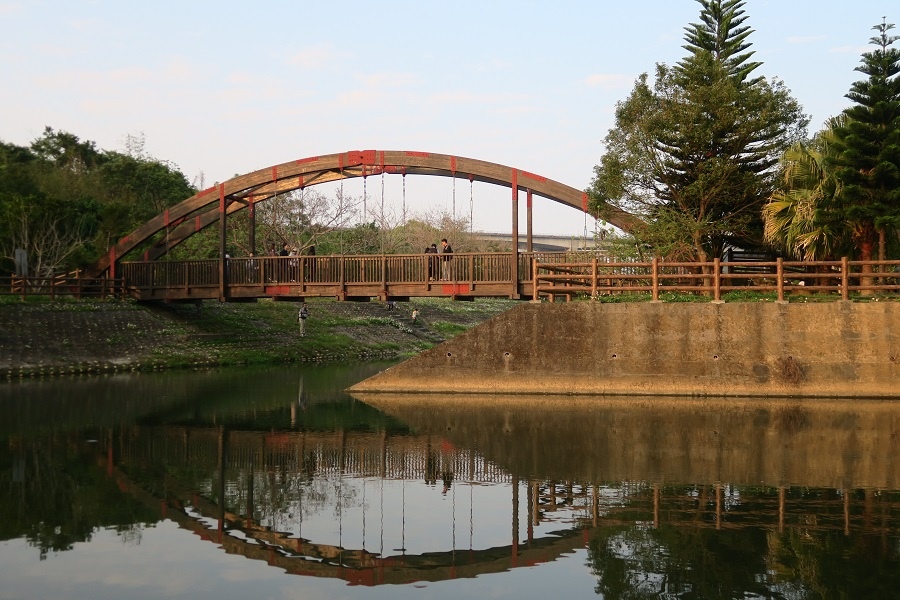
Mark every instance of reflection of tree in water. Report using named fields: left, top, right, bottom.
left=588, top=524, right=772, bottom=598
left=0, top=435, right=156, bottom=560
left=587, top=487, right=900, bottom=599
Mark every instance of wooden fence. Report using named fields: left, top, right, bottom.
left=533, top=257, right=900, bottom=301
left=0, top=273, right=124, bottom=301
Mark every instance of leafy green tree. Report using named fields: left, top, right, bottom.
left=588, top=0, right=807, bottom=262
left=827, top=19, right=900, bottom=269
left=0, top=129, right=196, bottom=274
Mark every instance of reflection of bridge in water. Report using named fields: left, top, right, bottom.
left=104, top=417, right=900, bottom=586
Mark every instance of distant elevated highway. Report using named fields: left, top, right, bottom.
left=475, top=232, right=603, bottom=253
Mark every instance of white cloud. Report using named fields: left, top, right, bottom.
left=582, top=73, right=632, bottom=90
left=287, top=44, right=342, bottom=69
left=787, top=35, right=826, bottom=44
left=0, top=2, right=22, bottom=16
left=829, top=44, right=871, bottom=54
left=356, top=71, right=420, bottom=88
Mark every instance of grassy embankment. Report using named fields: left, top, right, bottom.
left=0, top=296, right=516, bottom=379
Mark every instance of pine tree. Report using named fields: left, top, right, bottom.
left=589, top=0, right=806, bottom=262
left=676, top=0, right=762, bottom=83
left=828, top=19, right=900, bottom=267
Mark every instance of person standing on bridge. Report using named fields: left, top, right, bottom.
left=440, top=238, right=453, bottom=280
left=425, top=243, right=438, bottom=280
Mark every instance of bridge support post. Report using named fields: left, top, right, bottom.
left=218, top=184, right=227, bottom=302
left=511, top=171, right=520, bottom=299
left=248, top=197, right=256, bottom=256
left=526, top=189, right=533, bottom=253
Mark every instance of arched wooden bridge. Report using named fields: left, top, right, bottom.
left=92, top=150, right=641, bottom=301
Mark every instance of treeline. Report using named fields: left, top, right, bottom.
left=0, top=128, right=195, bottom=277
left=589, top=1, right=900, bottom=266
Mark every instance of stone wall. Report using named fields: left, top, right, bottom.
left=349, top=301, right=900, bottom=397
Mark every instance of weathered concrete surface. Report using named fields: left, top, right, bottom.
left=349, top=301, right=900, bottom=397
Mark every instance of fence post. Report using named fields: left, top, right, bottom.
left=339, top=256, right=346, bottom=299
left=777, top=258, right=784, bottom=301
left=651, top=257, right=659, bottom=301
left=713, top=258, right=721, bottom=301
left=531, top=258, right=538, bottom=302
left=841, top=256, right=850, bottom=301
left=591, top=258, right=598, bottom=299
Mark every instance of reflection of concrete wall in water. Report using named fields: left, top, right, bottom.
left=350, top=302, right=900, bottom=397
left=355, top=395, right=900, bottom=490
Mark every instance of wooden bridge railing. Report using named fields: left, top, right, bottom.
left=533, top=257, right=900, bottom=301
left=115, top=252, right=573, bottom=300
left=5, top=254, right=899, bottom=302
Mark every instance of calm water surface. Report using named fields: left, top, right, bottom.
left=1, top=364, right=899, bottom=599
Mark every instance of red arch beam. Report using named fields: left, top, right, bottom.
left=93, top=150, right=640, bottom=275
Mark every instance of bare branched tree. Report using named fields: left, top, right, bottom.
left=2, top=198, right=91, bottom=278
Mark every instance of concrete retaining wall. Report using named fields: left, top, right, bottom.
left=349, top=301, right=900, bottom=397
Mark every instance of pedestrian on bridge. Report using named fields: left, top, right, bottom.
left=425, top=243, right=438, bottom=280
left=440, top=238, right=453, bottom=280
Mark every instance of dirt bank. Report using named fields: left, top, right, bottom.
left=0, top=297, right=515, bottom=379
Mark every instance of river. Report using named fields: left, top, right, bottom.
left=1, top=364, right=898, bottom=599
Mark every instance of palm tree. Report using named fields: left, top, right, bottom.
left=763, top=120, right=850, bottom=260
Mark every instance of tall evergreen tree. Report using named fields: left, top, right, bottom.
left=676, top=0, right=762, bottom=83
left=827, top=19, right=900, bottom=266
left=589, top=0, right=807, bottom=262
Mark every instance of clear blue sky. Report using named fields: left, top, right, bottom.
left=1, top=0, right=896, bottom=236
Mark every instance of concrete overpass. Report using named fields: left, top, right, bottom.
left=475, top=232, right=605, bottom=253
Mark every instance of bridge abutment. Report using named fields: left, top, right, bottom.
left=349, top=302, right=900, bottom=398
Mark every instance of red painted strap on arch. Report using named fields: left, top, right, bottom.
left=271, top=166, right=278, bottom=181
left=344, top=150, right=376, bottom=166
left=405, top=151, right=429, bottom=158
left=511, top=168, right=518, bottom=189
left=297, top=175, right=304, bottom=188
left=142, top=250, right=149, bottom=261
left=295, top=156, right=319, bottom=164
left=195, top=216, right=202, bottom=231
left=520, top=170, right=546, bottom=183
left=450, top=156, right=457, bottom=174
left=379, top=151, right=385, bottom=168
left=164, top=208, right=170, bottom=227
left=527, top=189, right=533, bottom=208
left=582, top=192, right=589, bottom=212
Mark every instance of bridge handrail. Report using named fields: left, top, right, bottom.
left=118, top=251, right=573, bottom=290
